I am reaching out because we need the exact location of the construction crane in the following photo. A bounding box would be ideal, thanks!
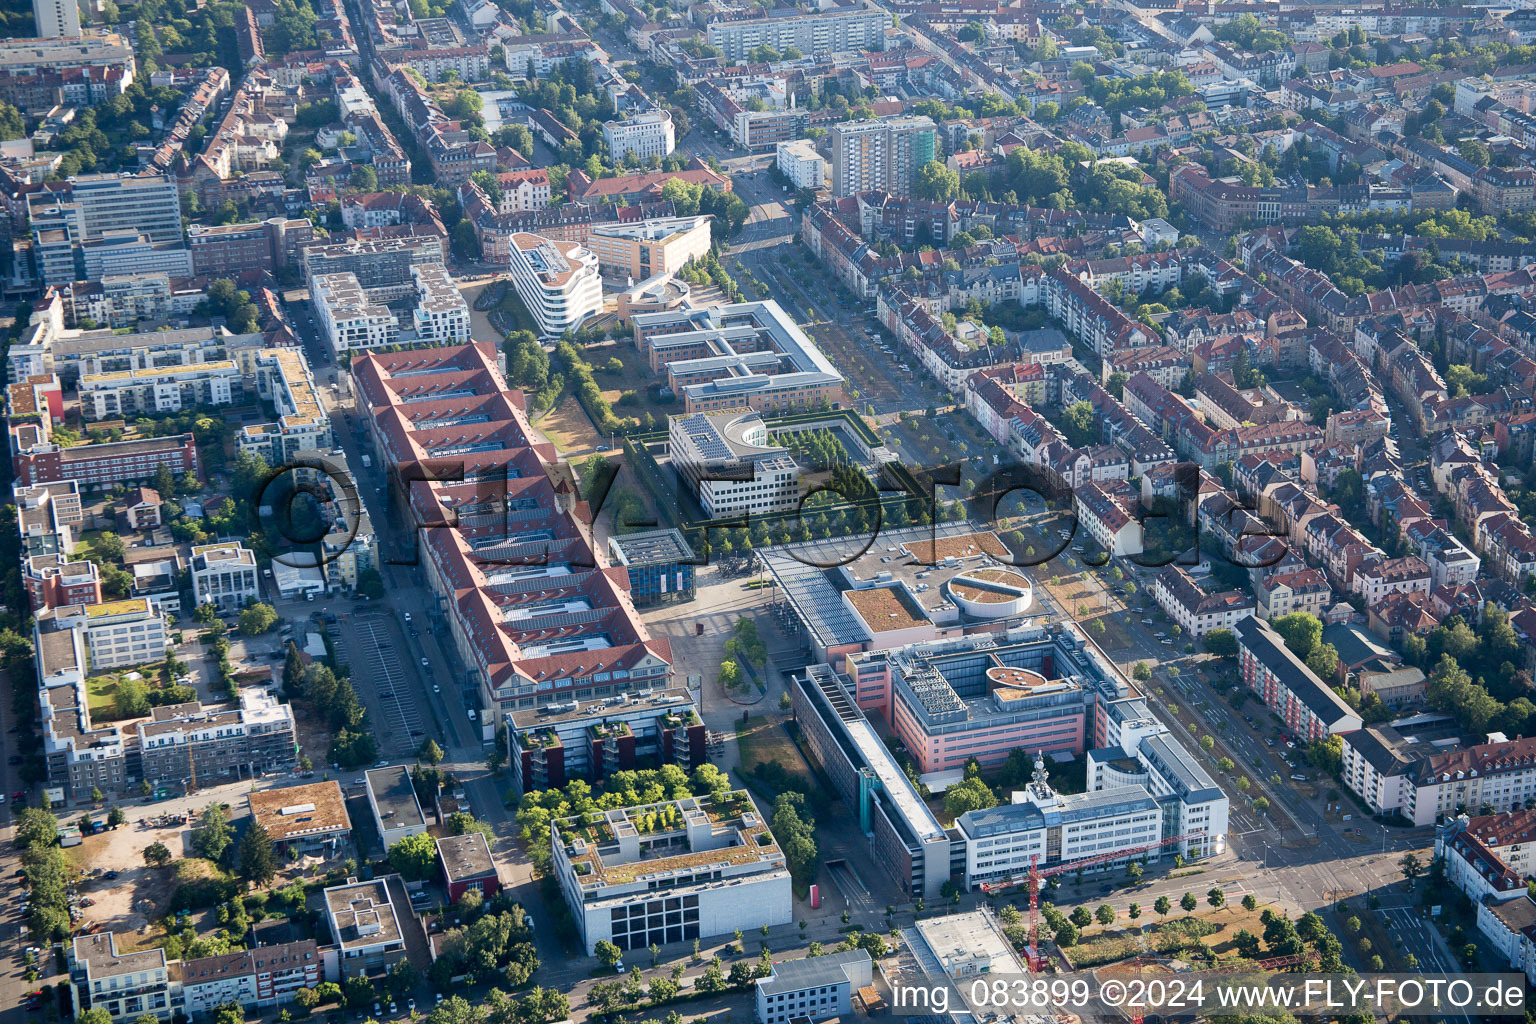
[980,831,1199,971]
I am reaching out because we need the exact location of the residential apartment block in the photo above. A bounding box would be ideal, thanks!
[602,109,675,162]
[830,117,937,199]
[76,360,241,421]
[70,934,173,1022]
[1235,615,1363,741]
[52,598,167,670]
[705,3,887,60]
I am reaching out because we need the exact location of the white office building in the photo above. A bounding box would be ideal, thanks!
[507,232,602,337]
[312,272,399,357]
[755,950,872,1024]
[957,737,1229,889]
[54,598,168,670]
[551,792,793,954]
[667,411,800,519]
[365,765,428,849]
[189,543,260,613]
[776,139,825,190]
[602,109,675,163]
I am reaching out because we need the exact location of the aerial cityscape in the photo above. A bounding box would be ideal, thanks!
[1,0,1536,1020]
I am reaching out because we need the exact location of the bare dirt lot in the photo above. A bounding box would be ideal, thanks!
[67,816,195,939]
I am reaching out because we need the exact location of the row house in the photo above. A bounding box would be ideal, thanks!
[1041,268,1155,358]
[1194,371,1296,432]
[1403,519,1482,588]
[1255,567,1332,621]
[1352,555,1432,607]
[1478,512,1536,587]
[1069,251,1183,296]
[1073,479,1143,556]
[1104,345,1187,390]
[1368,589,1441,646]
[1235,449,1303,503]
[1299,443,1356,493]
[1421,387,1534,435]
[1162,307,1265,353]
[1054,365,1177,475]
[1152,564,1255,637]
[1193,420,1326,472]
[1303,512,1383,591]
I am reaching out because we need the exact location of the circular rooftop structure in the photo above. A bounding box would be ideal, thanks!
[945,567,1033,618]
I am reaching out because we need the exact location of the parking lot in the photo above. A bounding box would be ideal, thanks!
[335,613,431,757]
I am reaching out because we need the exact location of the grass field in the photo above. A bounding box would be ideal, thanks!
[736,718,816,788]
[1067,901,1278,968]
[536,393,598,451]
[593,345,678,425]
[86,673,123,721]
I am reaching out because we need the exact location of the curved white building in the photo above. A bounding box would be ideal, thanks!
[507,232,602,337]
[945,567,1033,618]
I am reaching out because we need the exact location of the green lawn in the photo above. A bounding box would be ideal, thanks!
[593,346,679,426]
[736,718,816,789]
[85,673,122,721]
[86,662,171,722]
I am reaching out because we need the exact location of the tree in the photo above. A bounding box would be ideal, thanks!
[344,977,374,1009]
[1272,612,1322,660]
[943,763,997,818]
[1203,629,1237,658]
[1305,735,1343,775]
[386,958,420,999]
[387,832,439,880]
[15,806,59,849]
[1207,887,1225,909]
[1095,904,1116,927]
[1070,905,1093,928]
[1060,400,1097,447]
[1133,662,1152,681]
[115,676,150,719]
[1179,892,1197,915]
[191,804,234,861]
[914,160,961,202]
[93,531,126,561]
[143,841,173,866]
[195,603,221,625]
[239,823,277,885]
[1305,642,1339,680]
[594,939,623,970]
[238,603,279,635]
[108,805,127,828]
[1154,896,1171,919]
[1400,853,1422,885]
[79,1011,116,1024]
[1242,894,1258,912]
[419,738,445,765]
[1054,921,1079,947]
